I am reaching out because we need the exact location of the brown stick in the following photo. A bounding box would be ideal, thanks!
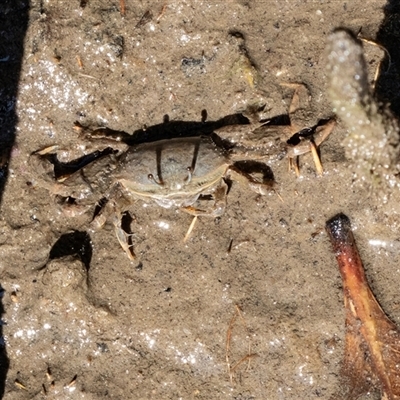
[119,0,126,17]
[326,213,400,399]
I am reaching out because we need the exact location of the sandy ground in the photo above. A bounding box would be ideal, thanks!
[1,0,400,399]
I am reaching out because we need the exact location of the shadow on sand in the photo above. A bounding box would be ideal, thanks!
[0,0,30,397]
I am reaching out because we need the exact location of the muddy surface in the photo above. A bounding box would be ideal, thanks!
[1,1,400,399]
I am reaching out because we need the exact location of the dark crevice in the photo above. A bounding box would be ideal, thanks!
[376,1,400,118]
[49,231,92,272]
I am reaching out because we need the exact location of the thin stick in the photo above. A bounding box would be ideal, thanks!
[156,3,167,22]
[183,216,198,243]
[230,353,258,374]
[226,308,237,383]
[225,305,255,383]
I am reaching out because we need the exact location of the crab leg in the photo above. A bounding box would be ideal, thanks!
[111,212,135,260]
[287,118,336,176]
[90,186,136,260]
[182,184,228,241]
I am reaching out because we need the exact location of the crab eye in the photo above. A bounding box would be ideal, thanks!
[185,166,193,183]
[148,173,164,186]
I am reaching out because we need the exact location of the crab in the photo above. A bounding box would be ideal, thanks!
[29,85,335,260]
